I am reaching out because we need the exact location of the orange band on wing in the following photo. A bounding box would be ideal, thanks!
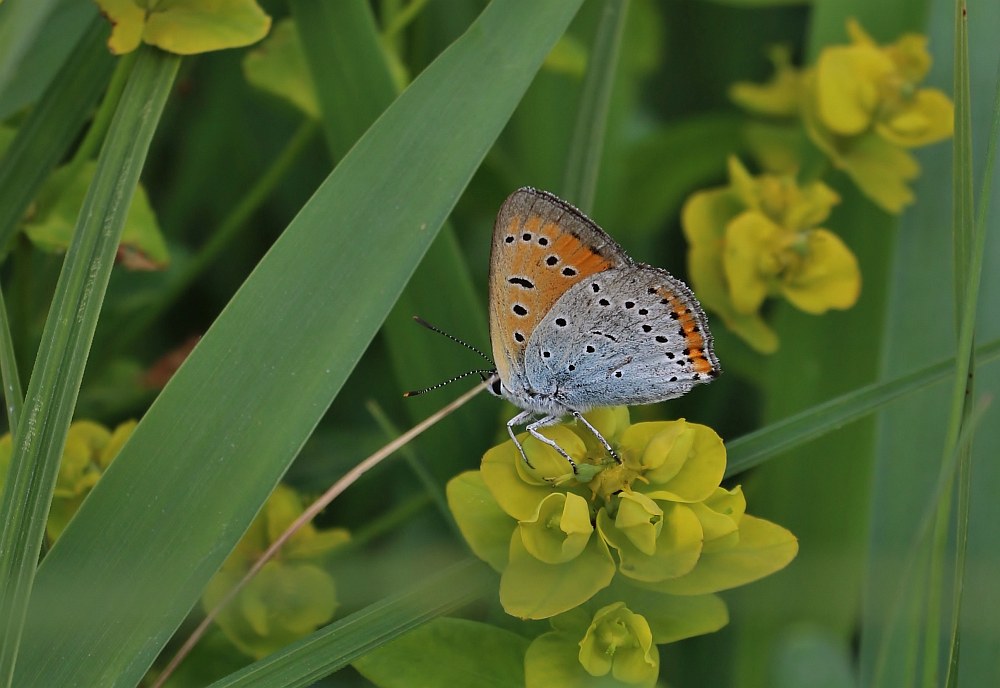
[659,288,715,375]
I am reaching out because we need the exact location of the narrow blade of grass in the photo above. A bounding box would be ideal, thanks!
[725,337,1000,477]
[0,46,179,688]
[0,286,22,432]
[0,0,63,97]
[943,47,1000,688]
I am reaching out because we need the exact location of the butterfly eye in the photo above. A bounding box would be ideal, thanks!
[490,378,502,396]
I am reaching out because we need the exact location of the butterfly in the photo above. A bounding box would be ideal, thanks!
[484,187,720,471]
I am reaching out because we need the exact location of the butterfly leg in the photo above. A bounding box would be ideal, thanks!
[507,410,537,469]
[572,411,622,464]
[526,415,579,474]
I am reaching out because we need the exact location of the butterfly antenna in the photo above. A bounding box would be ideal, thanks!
[411,316,493,363]
[403,369,496,398]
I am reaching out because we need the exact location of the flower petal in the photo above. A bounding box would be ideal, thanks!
[634,422,727,503]
[876,88,954,148]
[723,211,782,315]
[520,492,595,564]
[816,43,893,136]
[642,515,798,595]
[598,502,703,582]
[446,471,515,572]
[500,528,616,620]
[781,228,861,314]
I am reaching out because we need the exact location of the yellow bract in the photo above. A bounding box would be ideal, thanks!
[0,420,136,541]
[96,0,271,55]
[204,484,349,658]
[683,157,860,353]
[729,18,953,214]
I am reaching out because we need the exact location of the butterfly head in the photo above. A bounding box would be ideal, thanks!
[481,371,503,397]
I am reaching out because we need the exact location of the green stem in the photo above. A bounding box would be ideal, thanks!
[560,0,629,213]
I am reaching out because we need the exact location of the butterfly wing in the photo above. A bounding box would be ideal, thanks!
[523,265,719,410]
[488,188,628,395]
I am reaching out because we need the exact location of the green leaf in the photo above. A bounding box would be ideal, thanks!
[96,0,272,55]
[13,2,585,685]
[0,0,98,120]
[560,0,629,212]
[24,161,169,269]
[353,617,530,688]
[0,0,63,97]
[860,2,1000,685]
[242,19,318,119]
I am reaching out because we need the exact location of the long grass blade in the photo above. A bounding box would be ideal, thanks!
[0,46,179,687]
[725,338,1000,478]
[0,287,22,434]
[943,49,1000,688]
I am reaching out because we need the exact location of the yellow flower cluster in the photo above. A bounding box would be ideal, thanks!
[683,157,860,353]
[0,420,135,541]
[730,19,953,213]
[447,408,797,686]
[202,484,350,658]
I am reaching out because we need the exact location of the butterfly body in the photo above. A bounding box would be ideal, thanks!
[487,188,720,470]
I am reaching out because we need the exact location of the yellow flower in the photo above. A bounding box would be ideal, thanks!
[729,45,802,118]
[815,19,952,148]
[0,420,136,541]
[578,603,659,686]
[807,19,953,213]
[204,484,349,658]
[683,157,860,352]
[730,19,953,214]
